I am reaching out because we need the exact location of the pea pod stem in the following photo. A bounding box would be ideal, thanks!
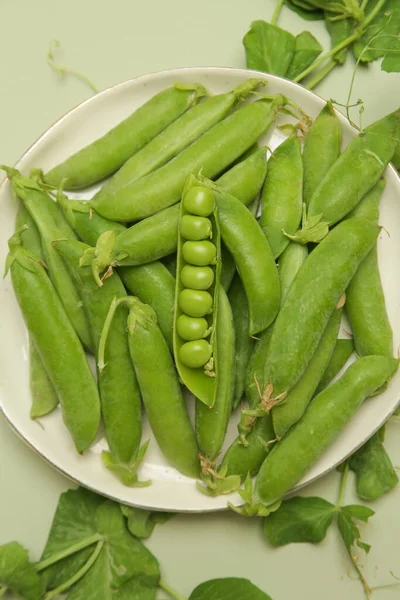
[159,580,187,600]
[36,533,102,572]
[98,296,131,371]
[271,0,285,25]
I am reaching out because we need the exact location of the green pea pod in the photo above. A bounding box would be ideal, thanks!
[90,96,286,221]
[79,147,269,283]
[15,205,59,419]
[272,307,342,440]
[263,218,379,399]
[229,276,255,408]
[260,134,303,259]
[43,83,207,190]
[196,287,235,460]
[100,297,200,478]
[174,176,221,408]
[95,79,264,204]
[119,263,175,352]
[54,240,143,485]
[325,11,353,64]
[302,101,342,206]
[220,242,307,486]
[205,178,280,335]
[255,356,399,508]
[346,180,393,357]
[315,338,354,394]
[3,168,93,351]
[308,109,400,225]
[6,232,100,453]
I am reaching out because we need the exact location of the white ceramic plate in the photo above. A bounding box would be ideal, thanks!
[0,67,399,513]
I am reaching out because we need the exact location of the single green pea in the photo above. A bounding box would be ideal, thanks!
[180,215,212,240]
[179,289,213,317]
[183,185,216,216]
[179,339,213,368]
[176,314,210,341]
[181,265,214,290]
[182,240,216,266]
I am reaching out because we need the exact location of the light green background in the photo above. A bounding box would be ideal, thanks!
[1,1,399,598]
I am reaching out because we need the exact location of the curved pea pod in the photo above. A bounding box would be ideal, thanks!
[217,146,268,206]
[254,356,399,508]
[110,298,200,478]
[15,206,59,419]
[229,275,255,408]
[308,109,400,225]
[90,95,287,221]
[119,263,175,352]
[6,232,100,453]
[195,287,235,461]
[263,218,379,399]
[272,307,342,440]
[173,176,221,408]
[42,83,207,190]
[260,134,303,259]
[54,240,144,485]
[302,101,342,205]
[346,180,393,358]
[3,169,93,351]
[315,338,354,394]
[95,79,264,204]
[206,178,280,335]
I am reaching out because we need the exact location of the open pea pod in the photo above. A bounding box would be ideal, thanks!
[173,174,221,408]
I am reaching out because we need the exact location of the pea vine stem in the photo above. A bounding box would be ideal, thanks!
[159,579,187,600]
[271,0,285,26]
[306,60,337,90]
[294,0,387,83]
[47,40,99,94]
[35,532,103,572]
[336,462,349,508]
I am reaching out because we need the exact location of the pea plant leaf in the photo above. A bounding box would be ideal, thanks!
[353,0,400,65]
[189,577,273,600]
[119,505,173,539]
[348,430,399,500]
[264,496,336,546]
[0,542,43,600]
[325,11,354,65]
[243,20,296,76]
[337,505,374,558]
[286,31,323,79]
[285,0,325,21]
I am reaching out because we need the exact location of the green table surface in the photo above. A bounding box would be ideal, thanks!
[1,2,399,599]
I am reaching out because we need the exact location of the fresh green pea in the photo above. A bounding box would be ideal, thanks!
[302,101,342,206]
[315,338,355,394]
[196,287,235,460]
[178,289,213,317]
[183,185,216,216]
[54,240,143,485]
[43,83,207,190]
[7,231,100,453]
[15,205,59,419]
[272,307,342,439]
[180,215,212,241]
[308,109,400,224]
[179,340,213,369]
[101,297,200,477]
[228,275,255,409]
[263,218,379,400]
[255,356,399,507]
[346,180,393,358]
[260,134,303,259]
[182,240,217,266]
[91,96,286,221]
[181,265,214,290]
[176,314,210,341]
[3,169,93,352]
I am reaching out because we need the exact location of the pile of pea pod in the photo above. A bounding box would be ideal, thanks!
[3,77,400,510]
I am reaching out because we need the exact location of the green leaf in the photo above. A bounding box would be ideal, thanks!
[337,507,372,557]
[189,578,273,600]
[353,0,400,63]
[325,11,354,64]
[283,204,329,244]
[119,505,172,539]
[381,37,400,72]
[0,542,43,600]
[243,20,296,77]
[349,431,399,500]
[286,31,323,79]
[264,496,336,546]
[285,0,325,20]
[341,505,375,523]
